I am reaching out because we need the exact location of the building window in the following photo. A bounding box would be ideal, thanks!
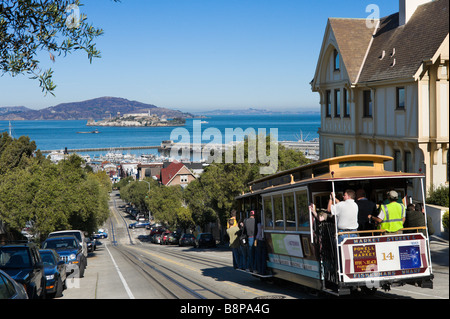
[334,143,344,157]
[334,49,340,71]
[326,90,331,117]
[394,150,402,172]
[180,175,188,183]
[363,90,372,117]
[334,89,340,117]
[405,151,412,173]
[396,87,405,109]
[343,88,350,117]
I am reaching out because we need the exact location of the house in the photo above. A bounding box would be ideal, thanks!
[137,162,163,181]
[159,161,196,187]
[311,0,449,198]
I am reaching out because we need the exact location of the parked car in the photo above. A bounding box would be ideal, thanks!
[0,269,28,299]
[151,234,162,244]
[0,242,45,299]
[129,220,151,229]
[165,233,181,245]
[85,237,96,252]
[42,236,86,278]
[160,231,172,245]
[195,233,216,248]
[179,234,196,247]
[48,230,88,261]
[149,226,166,236]
[39,249,67,298]
[93,229,108,239]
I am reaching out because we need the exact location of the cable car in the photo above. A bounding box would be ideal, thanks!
[235,154,433,296]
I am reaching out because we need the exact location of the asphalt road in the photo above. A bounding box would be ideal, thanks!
[57,191,449,302]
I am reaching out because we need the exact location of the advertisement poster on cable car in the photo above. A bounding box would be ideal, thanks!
[340,234,431,283]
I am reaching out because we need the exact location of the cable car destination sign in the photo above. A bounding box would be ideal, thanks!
[340,234,431,283]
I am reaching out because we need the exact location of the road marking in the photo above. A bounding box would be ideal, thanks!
[105,243,135,299]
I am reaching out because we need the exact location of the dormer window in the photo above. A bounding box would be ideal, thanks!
[334,49,340,71]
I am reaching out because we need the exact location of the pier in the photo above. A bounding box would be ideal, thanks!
[40,145,160,154]
[41,140,319,160]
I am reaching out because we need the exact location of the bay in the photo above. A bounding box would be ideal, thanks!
[0,114,320,158]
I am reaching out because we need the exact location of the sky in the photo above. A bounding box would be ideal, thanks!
[0,0,399,112]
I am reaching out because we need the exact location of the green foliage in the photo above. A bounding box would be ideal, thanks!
[426,184,449,208]
[0,0,119,95]
[442,211,449,231]
[120,179,154,215]
[0,134,111,240]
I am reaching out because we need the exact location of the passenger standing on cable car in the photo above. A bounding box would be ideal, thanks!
[327,189,359,243]
[369,190,405,234]
[355,189,377,231]
[244,211,257,272]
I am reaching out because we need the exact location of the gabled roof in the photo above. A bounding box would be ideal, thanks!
[313,0,449,86]
[160,161,195,185]
[358,0,449,83]
[328,18,375,83]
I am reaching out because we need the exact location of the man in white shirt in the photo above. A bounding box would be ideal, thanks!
[328,189,359,243]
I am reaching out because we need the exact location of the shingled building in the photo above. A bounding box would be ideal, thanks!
[311,0,449,198]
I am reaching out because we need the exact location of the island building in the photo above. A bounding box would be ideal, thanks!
[311,0,449,200]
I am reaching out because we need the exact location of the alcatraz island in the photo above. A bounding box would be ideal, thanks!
[87,110,186,127]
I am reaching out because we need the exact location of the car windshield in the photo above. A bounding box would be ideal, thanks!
[0,247,31,268]
[49,232,81,242]
[40,251,56,266]
[43,238,78,250]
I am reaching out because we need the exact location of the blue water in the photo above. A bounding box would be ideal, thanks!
[0,114,320,157]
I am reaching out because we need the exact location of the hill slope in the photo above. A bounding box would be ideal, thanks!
[0,97,194,120]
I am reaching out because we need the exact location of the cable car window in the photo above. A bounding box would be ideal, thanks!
[273,195,284,230]
[339,161,374,168]
[284,193,296,230]
[263,197,273,229]
[296,190,309,229]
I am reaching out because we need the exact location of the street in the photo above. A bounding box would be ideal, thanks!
[58,191,449,302]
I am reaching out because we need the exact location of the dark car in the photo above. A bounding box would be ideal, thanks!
[179,234,196,247]
[0,269,28,299]
[195,233,216,248]
[42,236,86,278]
[149,226,166,236]
[129,220,151,229]
[86,237,96,252]
[39,249,67,298]
[165,233,181,245]
[0,242,45,299]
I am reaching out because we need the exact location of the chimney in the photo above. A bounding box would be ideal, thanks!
[399,0,433,25]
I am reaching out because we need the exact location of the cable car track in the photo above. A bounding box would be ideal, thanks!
[112,244,230,299]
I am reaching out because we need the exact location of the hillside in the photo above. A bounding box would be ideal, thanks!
[0,97,195,120]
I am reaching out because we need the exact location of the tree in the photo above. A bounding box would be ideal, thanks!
[0,146,111,240]
[0,0,119,95]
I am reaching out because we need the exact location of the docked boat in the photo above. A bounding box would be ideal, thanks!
[77,129,100,134]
